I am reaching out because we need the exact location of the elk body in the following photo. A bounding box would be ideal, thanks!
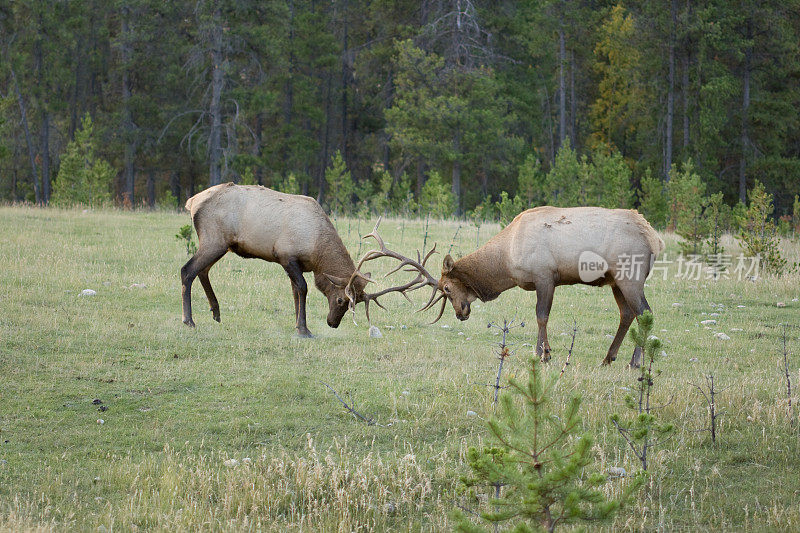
[435,207,665,366]
[180,183,369,336]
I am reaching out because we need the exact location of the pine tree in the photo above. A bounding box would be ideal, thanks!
[737,181,787,275]
[51,114,114,206]
[457,356,641,532]
[611,311,675,472]
[325,150,354,214]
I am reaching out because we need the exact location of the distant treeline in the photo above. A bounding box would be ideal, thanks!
[1,0,799,216]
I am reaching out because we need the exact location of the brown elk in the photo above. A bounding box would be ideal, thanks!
[343,207,665,367]
[180,183,409,336]
[428,207,665,367]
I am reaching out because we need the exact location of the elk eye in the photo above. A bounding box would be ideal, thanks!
[337,297,344,305]
[443,285,451,294]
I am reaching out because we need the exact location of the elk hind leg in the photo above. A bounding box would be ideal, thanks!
[181,247,226,327]
[617,283,651,368]
[602,285,636,366]
[198,260,223,322]
[535,281,555,362]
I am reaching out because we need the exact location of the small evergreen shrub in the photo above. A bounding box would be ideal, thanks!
[51,113,114,206]
[419,170,455,218]
[668,160,710,256]
[611,312,675,472]
[637,169,668,229]
[325,150,354,215]
[176,224,197,256]
[494,191,525,227]
[737,181,787,275]
[456,357,641,532]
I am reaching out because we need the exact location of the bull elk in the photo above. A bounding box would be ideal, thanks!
[180,183,415,336]
[343,207,665,367]
[430,207,665,367]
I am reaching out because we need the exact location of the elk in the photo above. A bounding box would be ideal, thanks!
[427,207,665,367]
[345,208,664,367]
[180,183,406,336]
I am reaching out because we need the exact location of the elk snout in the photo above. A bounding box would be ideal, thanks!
[455,301,471,321]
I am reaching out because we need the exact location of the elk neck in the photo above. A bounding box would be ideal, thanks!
[453,237,516,302]
[311,229,357,296]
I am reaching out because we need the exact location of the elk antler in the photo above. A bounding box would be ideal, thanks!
[345,217,446,324]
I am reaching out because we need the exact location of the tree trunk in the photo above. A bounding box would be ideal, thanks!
[147,169,155,208]
[569,48,576,147]
[665,0,676,180]
[189,166,196,197]
[170,170,181,205]
[416,160,424,199]
[317,72,333,203]
[208,6,224,187]
[10,67,41,204]
[121,4,136,206]
[40,110,51,204]
[35,30,51,204]
[69,36,85,140]
[682,52,690,150]
[253,113,264,185]
[452,133,462,216]
[340,0,349,161]
[739,28,752,204]
[282,0,295,181]
[558,26,566,147]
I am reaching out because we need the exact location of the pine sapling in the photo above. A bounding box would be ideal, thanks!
[611,311,674,471]
[487,318,525,407]
[692,373,724,444]
[781,324,794,427]
[175,224,197,255]
[457,357,642,532]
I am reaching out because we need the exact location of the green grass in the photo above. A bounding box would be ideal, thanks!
[1,205,799,531]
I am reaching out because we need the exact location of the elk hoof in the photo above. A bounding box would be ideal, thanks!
[211,310,221,322]
[183,318,196,328]
[540,351,551,363]
[297,329,314,338]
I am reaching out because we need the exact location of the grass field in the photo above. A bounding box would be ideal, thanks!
[1,205,799,531]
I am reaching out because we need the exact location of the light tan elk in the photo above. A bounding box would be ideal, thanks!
[180,183,411,336]
[349,208,665,367]
[428,207,665,367]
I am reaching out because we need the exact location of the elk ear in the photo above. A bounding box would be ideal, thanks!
[442,254,455,274]
[324,273,349,288]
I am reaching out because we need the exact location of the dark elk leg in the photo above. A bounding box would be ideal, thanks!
[283,260,312,338]
[181,248,227,327]
[198,262,222,322]
[535,281,555,362]
[603,285,636,365]
[628,296,652,368]
[614,283,651,368]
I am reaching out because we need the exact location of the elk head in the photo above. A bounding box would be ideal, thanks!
[323,273,369,328]
[437,254,478,321]
[343,218,447,324]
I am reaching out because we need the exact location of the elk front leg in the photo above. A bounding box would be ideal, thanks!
[535,282,554,362]
[283,260,312,338]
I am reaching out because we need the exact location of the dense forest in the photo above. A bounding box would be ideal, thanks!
[1,0,799,218]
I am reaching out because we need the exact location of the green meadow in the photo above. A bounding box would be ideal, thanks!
[1,205,799,531]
